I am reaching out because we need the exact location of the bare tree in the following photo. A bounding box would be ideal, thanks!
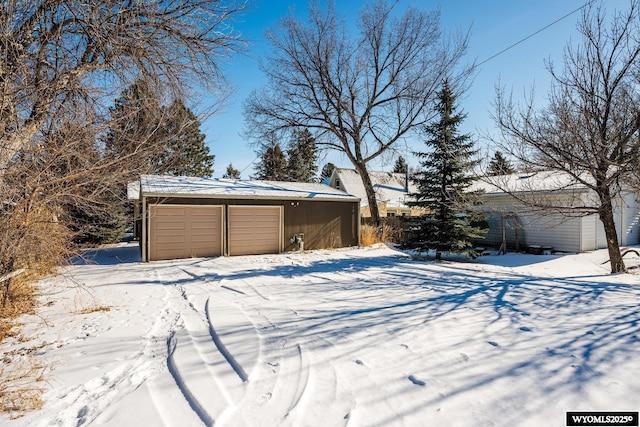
[244,0,469,226]
[0,0,244,170]
[0,0,245,305]
[492,0,640,273]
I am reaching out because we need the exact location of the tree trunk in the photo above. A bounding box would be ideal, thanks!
[354,162,381,227]
[598,191,626,273]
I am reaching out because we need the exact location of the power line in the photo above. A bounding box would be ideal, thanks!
[476,0,596,67]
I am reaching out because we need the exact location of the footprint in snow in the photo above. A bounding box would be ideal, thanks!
[488,341,500,347]
[408,375,426,386]
[519,326,532,332]
[257,392,272,406]
[355,359,364,366]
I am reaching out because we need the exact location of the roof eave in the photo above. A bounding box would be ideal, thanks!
[141,191,360,203]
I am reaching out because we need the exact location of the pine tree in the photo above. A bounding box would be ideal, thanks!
[286,129,318,182]
[104,83,214,178]
[405,81,486,259]
[104,80,163,177]
[393,156,408,174]
[488,150,515,176]
[223,163,241,179]
[156,100,214,177]
[320,162,336,181]
[254,140,288,181]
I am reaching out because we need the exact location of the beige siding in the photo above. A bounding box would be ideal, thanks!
[149,205,223,261]
[228,206,283,256]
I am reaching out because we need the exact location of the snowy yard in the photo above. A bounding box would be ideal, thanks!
[2,243,639,427]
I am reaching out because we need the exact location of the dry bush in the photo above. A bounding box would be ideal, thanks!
[360,224,396,246]
[0,360,46,419]
[0,279,35,344]
[1,205,72,343]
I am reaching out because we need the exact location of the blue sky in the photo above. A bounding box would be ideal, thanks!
[202,0,628,178]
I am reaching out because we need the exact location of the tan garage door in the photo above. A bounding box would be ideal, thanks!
[149,205,223,261]
[228,206,283,256]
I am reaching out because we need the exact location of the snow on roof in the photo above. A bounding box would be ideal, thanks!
[127,181,140,200]
[332,168,416,208]
[472,170,591,195]
[139,175,360,202]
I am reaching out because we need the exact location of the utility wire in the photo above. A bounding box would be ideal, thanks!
[476,0,596,67]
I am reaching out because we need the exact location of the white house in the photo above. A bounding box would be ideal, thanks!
[473,171,640,253]
[326,168,424,217]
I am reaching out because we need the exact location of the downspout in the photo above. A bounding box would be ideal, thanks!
[142,195,147,262]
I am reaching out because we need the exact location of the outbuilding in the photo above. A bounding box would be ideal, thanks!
[130,175,361,261]
[473,171,640,253]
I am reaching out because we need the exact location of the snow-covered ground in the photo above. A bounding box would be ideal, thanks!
[2,243,639,427]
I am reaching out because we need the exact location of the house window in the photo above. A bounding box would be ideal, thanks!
[335,179,341,190]
[388,212,396,217]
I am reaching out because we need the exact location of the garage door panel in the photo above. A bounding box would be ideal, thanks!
[228,206,282,256]
[156,236,186,245]
[150,205,223,261]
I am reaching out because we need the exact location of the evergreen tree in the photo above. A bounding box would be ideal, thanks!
[223,163,241,179]
[104,83,214,178]
[156,100,214,177]
[405,81,486,259]
[488,151,515,176]
[286,128,318,182]
[254,140,288,181]
[320,162,336,181]
[104,80,163,177]
[393,156,408,174]
[45,119,128,245]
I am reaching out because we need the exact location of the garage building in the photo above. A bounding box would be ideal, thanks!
[130,175,360,261]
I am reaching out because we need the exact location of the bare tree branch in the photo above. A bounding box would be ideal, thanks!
[490,0,640,273]
[244,0,470,225]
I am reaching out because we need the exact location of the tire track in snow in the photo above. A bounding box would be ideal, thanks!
[147,271,242,426]
[205,297,249,382]
[166,331,214,427]
[285,344,310,416]
[217,308,309,426]
[286,336,354,426]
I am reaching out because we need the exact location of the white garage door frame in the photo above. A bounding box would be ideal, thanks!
[147,204,224,261]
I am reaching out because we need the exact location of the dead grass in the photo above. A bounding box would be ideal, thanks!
[0,277,37,344]
[0,206,73,417]
[78,304,111,314]
[360,224,396,246]
[0,359,47,419]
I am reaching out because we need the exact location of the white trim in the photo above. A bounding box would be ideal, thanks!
[142,196,147,262]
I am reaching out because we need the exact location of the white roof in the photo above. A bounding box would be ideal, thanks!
[332,168,416,208]
[138,175,360,202]
[127,181,140,200]
[472,170,591,195]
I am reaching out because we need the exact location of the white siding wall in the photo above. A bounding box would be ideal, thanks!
[620,193,640,246]
[479,195,582,253]
[581,214,599,252]
[480,191,640,253]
